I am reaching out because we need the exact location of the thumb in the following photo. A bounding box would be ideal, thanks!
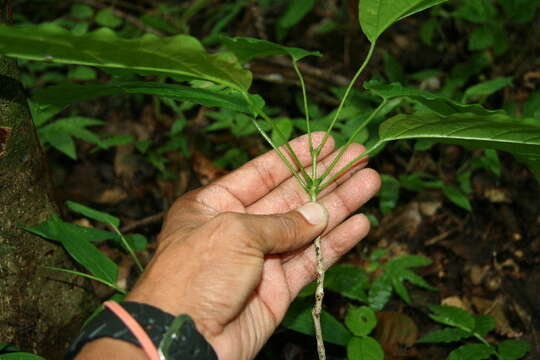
[244,202,328,254]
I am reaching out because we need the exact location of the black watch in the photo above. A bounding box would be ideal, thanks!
[65,302,217,360]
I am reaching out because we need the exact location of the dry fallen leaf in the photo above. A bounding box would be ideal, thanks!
[375,311,419,359]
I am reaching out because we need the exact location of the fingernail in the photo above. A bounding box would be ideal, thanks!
[297,202,328,225]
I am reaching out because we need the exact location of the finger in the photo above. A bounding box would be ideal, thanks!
[316,168,380,233]
[283,214,371,297]
[246,144,374,219]
[212,132,335,207]
[212,202,328,255]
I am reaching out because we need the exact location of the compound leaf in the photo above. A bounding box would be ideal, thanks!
[417,328,471,343]
[37,116,103,159]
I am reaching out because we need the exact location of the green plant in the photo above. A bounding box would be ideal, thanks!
[345,306,384,360]
[281,253,436,356]
[25,201,147,293]
[418,305,531,360]
[2,0,540,358]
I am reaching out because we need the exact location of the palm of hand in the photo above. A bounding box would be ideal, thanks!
[128,134,380,360]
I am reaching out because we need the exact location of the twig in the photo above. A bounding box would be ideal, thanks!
[75,0,165,36]
[120,211,165,233]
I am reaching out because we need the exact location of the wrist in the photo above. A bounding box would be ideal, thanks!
[76,338,146,360]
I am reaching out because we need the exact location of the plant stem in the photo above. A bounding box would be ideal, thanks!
[43,266,127,295]
[251,118,309,191]
[310,191,326,360]
[317,100,387,185]
[319,141,385,191]
[315,42,377,157]
[242,92,311,184]
[292,61,317,179]
[112,225,144,273]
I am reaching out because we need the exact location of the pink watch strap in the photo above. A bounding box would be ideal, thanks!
[103,301,160,360]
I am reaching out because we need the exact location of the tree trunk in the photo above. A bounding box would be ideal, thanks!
[0,1,99,358]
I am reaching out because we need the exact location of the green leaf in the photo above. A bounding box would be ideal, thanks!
[442,185,472,211]
[31,81,261,126]
[281,298,352,346]
[428,305,475,331]
[70,4,94,19]
[47,231,118,285]
[325,264,370,302]
[71,22,90,36]
[358,0,448,43]
[38,117,104,159]
[369,255,436,306]
[447,343,495,360]
[379,174,400,215]
[277,0,316,29]
[473,314,496,337]
[500,0,540,24]
[469,25,495,51]
[347,336,384,360]
[25,215,119,284]
[453,0,498,24]
[378,112,540,177]
[523,90,540,120]
[0,353,46,360]
[0,23,251,91]
[30,83,118,125]
[95,8,123,28]
[498,340,531,360]
[464,77,513,101]
[368,272,393,311]
[345,306,378,337]
[124,234,148,252]
[117,82,263,113]
[43,266,124,293]
[25,214,116,244]
[271,117,294,147]
[66,200,120,227]
[364,81,500,116]
[417,328,471,343]
[68,66,97,81]
[386,254,433,269]
[382,51,405,84]
[220,36,321,63]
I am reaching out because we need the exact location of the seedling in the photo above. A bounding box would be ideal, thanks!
[418,305,531,360]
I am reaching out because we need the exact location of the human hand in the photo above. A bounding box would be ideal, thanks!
[125,132,381,360]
